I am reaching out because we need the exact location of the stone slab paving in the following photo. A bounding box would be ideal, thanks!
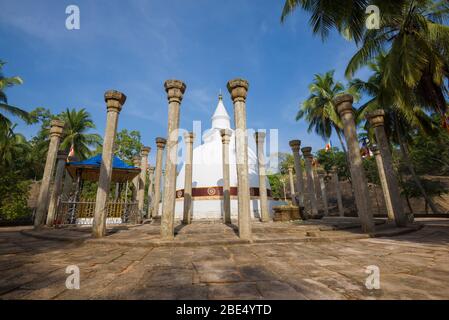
[1,219,448,300]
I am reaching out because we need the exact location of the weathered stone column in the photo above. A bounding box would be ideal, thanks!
[371,145,394,221]
[46,151,68,226]
[288,166,296,205]
[313,165,322,203]
[137,146,150,222]
[367,110,406,226]
[318,172,329,216]
[227,78,251,240]
[132,156,141,202]
[335,94,374,232]
[289,140,305,206]
[254,132,270,222]
[331,166,344,216]
[147,166,155,217]
[161,80,186,240]
[301,147,319,216]
[34,119,65,228]
[220,129,232,224]
[92,90,126,238]
[153,138,166,218]
[183,132,195,225]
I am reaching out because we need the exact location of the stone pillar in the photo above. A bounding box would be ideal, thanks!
[34,119,65,228]
[137,146,151,222]
[301,147,319,216]
[46,151,68,226]
[132,156,141,202]
[254,132,270,222]
[289,140,305,206]
[220,129,232,224]
[153,138,166,218]
[288,166,296,205]
[227,78,251,240]
[335,94,374,232]
[371,146,394,221]
[331,166,344,216]
[161,80,186,240]
[92,90,126,238]
[147,166,155,217]
[313,165,322,203]
[318,172,329,216]
[367,110,406,226]
[182,132,195,225]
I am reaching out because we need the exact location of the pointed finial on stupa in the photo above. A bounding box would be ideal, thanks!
[218,89,222,101]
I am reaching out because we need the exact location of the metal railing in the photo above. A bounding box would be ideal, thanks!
[54,197,138,226]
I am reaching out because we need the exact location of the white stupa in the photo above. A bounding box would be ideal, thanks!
[174,94,282,220]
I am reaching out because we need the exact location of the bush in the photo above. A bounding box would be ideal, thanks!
[0,171,32,223]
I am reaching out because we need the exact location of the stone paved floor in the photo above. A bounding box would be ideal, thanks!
[1,218,449,300]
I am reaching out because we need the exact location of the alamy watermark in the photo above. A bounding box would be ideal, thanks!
[365,5,380,30]
[365,265,380,290]
[65,265,80,290]
[65,5,80,30]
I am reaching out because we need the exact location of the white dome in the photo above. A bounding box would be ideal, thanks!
[176,96,269,191]
[170,94,281,221]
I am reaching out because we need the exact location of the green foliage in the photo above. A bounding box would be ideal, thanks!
[267,174,283,199]
[315,147,350,180]
[297,70,359,152]
[400,178,447,199]
[60,108,102,160]
[408,119,449,175]
[276,152,295,174]
[363,156,380,185]
[114,129,143,164]
[0,170,32,221]
[0,60,30,132]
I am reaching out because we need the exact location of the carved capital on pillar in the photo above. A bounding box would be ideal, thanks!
[254,131,266,144]
[133,156,141,167]
[104,90,126,113]
[141,146,151,157]
[50,119,65,138]
[155,137,167,149]
[289,140,301,153]
[148,166,155,174]
[366,109,386,128]
[56,150,68,160]
[227,78,249,103]
[220,129,232,144]
[301,146,313,158]
[334,94,354,117]
[184,132,195,144]
[370,144,380,155]
[164,80,186,104]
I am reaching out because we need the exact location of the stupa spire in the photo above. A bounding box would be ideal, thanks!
[211,92,230,129]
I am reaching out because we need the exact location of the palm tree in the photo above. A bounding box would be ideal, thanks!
[350,53,441,213]
[60,108,102,160]
[281,1,407,43]
[297,70,359,153]
[0,61,30,133]
[0,123,30,167]
[281,1,449,117]
[345,0,449,117]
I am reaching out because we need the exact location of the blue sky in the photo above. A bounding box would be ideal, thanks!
[0,0,368,165]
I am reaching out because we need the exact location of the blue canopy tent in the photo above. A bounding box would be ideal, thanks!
[66,154,140,183]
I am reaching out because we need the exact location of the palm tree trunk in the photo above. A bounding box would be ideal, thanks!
[396,123,439,214]
[335,128,348,154]
[398,169,413,214]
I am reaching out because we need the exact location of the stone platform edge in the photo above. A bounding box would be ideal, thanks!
[20,223,424,248]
